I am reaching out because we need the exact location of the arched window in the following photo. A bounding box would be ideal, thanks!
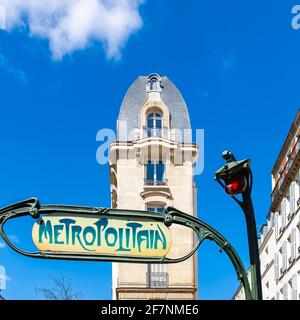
[147,112,162,137]
[149,78,158,91]
[146,74,162,93]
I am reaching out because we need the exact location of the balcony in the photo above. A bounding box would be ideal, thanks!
[144,178,168,186]
[141,179,172,200]
[146,127,164,138]
[132,127,180,141]
[147,272,169,288]
[143,127,174,140]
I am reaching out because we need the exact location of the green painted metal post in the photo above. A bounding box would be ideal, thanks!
[215,150,263,300]
[241,178,263,300]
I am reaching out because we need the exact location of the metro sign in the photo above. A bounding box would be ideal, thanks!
[32,215,171,258]
[0,197,253,299]
[0,198,194,264]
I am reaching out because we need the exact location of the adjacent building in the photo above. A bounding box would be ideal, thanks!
[110,74,199,300]
[234,109,300,300]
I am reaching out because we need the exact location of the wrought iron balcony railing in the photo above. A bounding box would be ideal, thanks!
[141,127,175,140]
[147,272,169,288]
[144,178,168,186]
[147,128,164,138]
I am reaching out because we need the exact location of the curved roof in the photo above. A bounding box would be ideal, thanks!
[118,75,191,137]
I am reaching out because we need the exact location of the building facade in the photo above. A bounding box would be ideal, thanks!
[234,109,300,300]
[110,74,199,300]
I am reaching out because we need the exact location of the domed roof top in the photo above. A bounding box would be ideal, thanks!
[118,75,191,136]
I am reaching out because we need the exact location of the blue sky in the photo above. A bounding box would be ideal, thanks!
[0,0,299,300]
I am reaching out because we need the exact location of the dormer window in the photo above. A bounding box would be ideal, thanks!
[149,78,159,91]
[147,112,162,137]
[146,74,163,93]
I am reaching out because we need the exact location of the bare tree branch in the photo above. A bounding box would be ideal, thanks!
[36,275,82,300]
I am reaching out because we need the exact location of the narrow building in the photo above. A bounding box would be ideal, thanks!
[110,74,199,300]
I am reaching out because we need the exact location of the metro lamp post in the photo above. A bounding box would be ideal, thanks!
[215,150,263,300]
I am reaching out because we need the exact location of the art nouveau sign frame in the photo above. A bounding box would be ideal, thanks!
[0,197,253,300]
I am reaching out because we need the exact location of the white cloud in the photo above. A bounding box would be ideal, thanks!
[0,53,27,84]
[0,241,5,249]
[8,234,19,243]
[0,0,144,59]
[0,5,6,29]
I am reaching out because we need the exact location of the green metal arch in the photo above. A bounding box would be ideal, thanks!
[0,198,252,300]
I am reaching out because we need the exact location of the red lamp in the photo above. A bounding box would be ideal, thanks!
[224,173,247,195]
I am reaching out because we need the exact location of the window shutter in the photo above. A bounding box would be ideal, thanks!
[281,198,287,227]
[297,170,300,205]
[291,275,298,300]
[290,182,296,214]
[283,283,288,300]
[282,241,287,270]
[291,228,296,260]
[274,253,279,281]
[274,213,279,238]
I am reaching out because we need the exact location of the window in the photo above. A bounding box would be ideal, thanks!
[274,212,279,239]
[280,198,288,228]
[146,75,162,93]
[145,161,166,185]
[265,281,269,299]
[291,228,296,261]
[146,202,168,288]
[147,112,163,137]
[291,275,297,300]
[147,264,168,288]
[149,79,158,91]
[283,283,288,300]
[297,170,300,206]
[281,241,287,271]
[147,204,165,214]
[274,253,279,281]
[290,182,296,214]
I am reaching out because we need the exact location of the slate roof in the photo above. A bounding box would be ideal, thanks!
[117,75,191,141]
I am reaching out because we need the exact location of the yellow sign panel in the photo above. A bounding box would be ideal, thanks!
[32,215,171,258]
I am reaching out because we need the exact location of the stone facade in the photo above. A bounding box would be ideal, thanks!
[110,74,198,300]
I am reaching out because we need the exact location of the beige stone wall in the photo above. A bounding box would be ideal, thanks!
[111,148,197,300]
[117,289,196,300]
